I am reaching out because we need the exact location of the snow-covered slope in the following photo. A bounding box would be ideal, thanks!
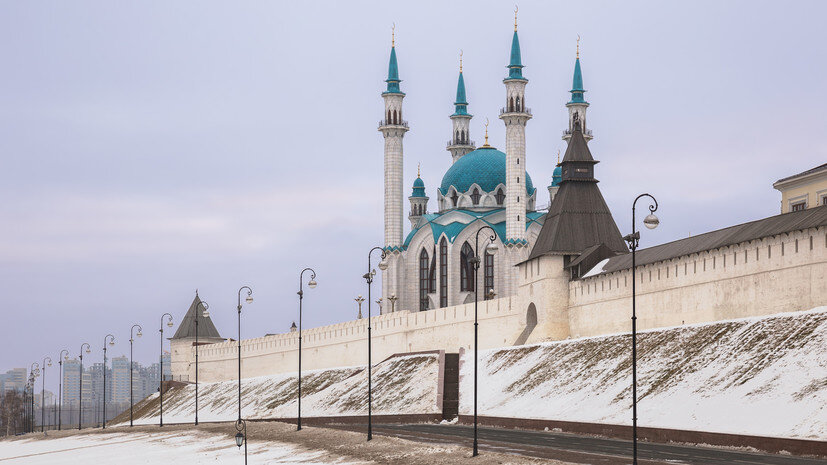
[460,308,827,440]
[118,353,441,426]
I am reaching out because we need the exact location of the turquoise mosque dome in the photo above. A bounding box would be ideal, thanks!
[551,164,562,187]
[411,175,426,197]
[439,146,535,195]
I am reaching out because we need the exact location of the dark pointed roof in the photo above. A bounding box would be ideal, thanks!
[171,294,222,340]
[527,128,627,259]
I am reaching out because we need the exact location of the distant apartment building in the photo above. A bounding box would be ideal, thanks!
[111,356,130,404]
[1,368,27,393]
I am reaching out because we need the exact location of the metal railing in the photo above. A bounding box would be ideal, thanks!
[499,107,532,116]
[378,119,409,128]
[446,139,476,148]
[563,128,593,137]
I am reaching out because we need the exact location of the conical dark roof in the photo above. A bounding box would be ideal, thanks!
[171,294,222,340]
[528,128,627,259]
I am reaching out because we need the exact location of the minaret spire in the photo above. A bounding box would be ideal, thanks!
[447,50,475,163]
[564,35,592,142]
[500,13,531,246]
[379,25,409,307]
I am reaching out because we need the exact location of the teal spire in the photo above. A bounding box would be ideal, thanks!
[411,165,426,197]
[385,45,403,94]
[506,30,525,80]
[569,40,587,104]
[453,70,469,116]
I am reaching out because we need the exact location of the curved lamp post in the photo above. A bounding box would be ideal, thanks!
[194,300,209,425]
[41,357,52,432]
[469,226,499,456]
[159,313,173,427]
[129,324,143,427]
[363,247,388,440]
[101,334,115,428]
[355,295,365,319]
[622,193,659,465]
[29,363,39,433]
[78,343,90,430]
[296,268,317,431]
[235,418,248,464]
[236,286,253,423]
[58,349,69,430]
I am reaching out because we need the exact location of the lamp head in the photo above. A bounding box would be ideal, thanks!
[136,330,142,338]
[488,289,496,298]
[644,213,660,230]
[167,319,174,328]
[47,361,52,367]
[485,242,499,255]
[245,295,254,304]
[109,339,115,346]
[202,309,210,318]
[308,279,317,289]
[235,431,244,448]
[378,259,388,271]
[85,347,91,354]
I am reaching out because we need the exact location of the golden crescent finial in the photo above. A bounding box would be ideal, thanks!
[484,118,490,146]
[392,23,396,47]
[514,5,518,31]
[417,162,421,178]
[557,149,561,164]
[576,34,580,59]
[459,50,463,72]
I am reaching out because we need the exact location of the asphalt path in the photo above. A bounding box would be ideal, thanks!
[336,423,827,465]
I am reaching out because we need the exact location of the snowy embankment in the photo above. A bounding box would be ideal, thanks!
[460,308,827,440]
[118,353,440,426]
[0,430,365,464]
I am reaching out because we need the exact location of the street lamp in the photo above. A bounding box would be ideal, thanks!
[41,357,52,432]
[29,363,39,433]
[469,226,498,456]
[388,294,398,313]
[129,324,143,427]
[78,343,90,430]
[236,286,253,423]
[58,349,68,430]
[363,247,388,441]
[195,300,209,426]
[355,295,365,319]
[235,418,248,464]
[159,313,173,427]
[622,193,659,465]
[101,334,115,428]
[296,267,317,431]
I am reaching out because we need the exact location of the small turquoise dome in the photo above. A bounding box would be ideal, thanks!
[440,146,535,195]
[411,176,426,197]
[551,165,562,187]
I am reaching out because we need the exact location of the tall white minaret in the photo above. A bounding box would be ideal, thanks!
[499,14,531,243]
[378,28,408,310]
[563,37,592,142]
[447,52,475,163]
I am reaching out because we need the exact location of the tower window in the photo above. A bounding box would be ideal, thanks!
[495,188,505,205]
[460,242,474,292]
[471,188,480,205]
[439,238,448,308]
[429,250,437,293]
[419,249,430,311]
[517,177,520,184]
[451,191,459,207]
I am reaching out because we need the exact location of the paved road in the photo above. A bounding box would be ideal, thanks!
[336,423,827,465]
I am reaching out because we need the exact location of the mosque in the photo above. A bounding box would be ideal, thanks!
[169,16,826,383]
[378,19,621,313]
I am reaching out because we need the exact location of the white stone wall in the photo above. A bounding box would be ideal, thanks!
[180,296,525,382]
[566,227,827,338]
[564,102,591,141]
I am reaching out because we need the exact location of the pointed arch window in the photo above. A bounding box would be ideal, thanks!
[419,249,430,311]
[484,251,495,299]
[429,248,436,293]
[471,188,481,205]
[495,188,505,205]
[460,242,475,292]
[451,191,459,207]
[439,238,448,308]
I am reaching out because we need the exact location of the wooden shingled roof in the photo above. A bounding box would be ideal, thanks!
[171,294,223,340]
[527,126,627,260]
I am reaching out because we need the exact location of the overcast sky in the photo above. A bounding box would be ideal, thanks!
[1,1,825,395]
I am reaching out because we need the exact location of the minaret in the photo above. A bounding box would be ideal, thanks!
[564,36,592,142]
[378,28,408,249]
[547,150,562,205]
[408,164,429,228]
[499,10,531,243]
[447,52,475,163]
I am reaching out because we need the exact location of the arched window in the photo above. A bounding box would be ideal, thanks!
[439,238,448,307]
[387,110,391,123]
[460,242,475,292]
[484,251,495,299]
[451,191,459,207]
[495,188,505,205]
[429,249,436,293]
[419,249,430,311]
[509,96,514,112]
[516,96,521,111]
[471,188,481,205]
